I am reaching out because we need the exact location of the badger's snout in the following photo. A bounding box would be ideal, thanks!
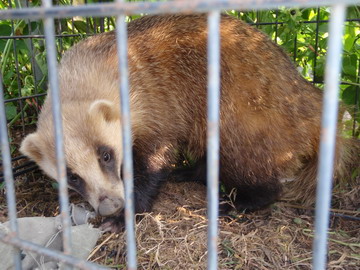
[98,196,124,216]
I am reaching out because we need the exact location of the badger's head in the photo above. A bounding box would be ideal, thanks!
[20,99,125,217]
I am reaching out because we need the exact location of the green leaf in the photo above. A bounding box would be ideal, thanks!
[347,6,360,19]
[73,20,89,33]
[318,23,328,33]
[22,21,39,35]
[343,27,356,52]
[342,85,360,106]
[301,9,311,20]
[35,53,48,75]
[0,25,12,52]
[342,54,358,78]
[293,218,303,225]
[0,40,7,52]
[5,104,17,120]
[0,24,12,36]
[314,57,325,83]
[52,182,59,189]
[15,40,28,52]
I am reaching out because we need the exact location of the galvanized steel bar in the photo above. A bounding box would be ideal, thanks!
[206,10,221,270]
[1,0,360,20]
[0,231,107,270]
[115,7,137,270]
[4,93,47,103]
[43,0,72,256]
[312,4,347,270]
[0,76,22,270]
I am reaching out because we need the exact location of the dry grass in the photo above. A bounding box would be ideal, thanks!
[1,172,359,269]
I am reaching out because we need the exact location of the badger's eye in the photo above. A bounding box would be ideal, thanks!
[97,146,115,169]
[103,151,111,163]
[68,173,79,185]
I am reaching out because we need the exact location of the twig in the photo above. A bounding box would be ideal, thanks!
[341,81,360,87]
[91,253,106,263]
[87,232,116,260]
[302,229,360,248]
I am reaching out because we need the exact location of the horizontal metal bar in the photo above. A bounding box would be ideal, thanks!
[0,161,36,177]
[10,161,35,171]
[4,93,46,103]
[0,232,107,270]
[0,165,39,182]
[0,19,359,41]
[329,212,360,221]
[0,33,94,40]
[0,154,27,164]
[0,0,359,20]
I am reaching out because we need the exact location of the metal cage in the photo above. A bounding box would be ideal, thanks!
[0,0,359,269]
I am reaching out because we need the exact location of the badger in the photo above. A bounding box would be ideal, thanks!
[20,14,357,230]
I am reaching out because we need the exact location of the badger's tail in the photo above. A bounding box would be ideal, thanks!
[283,137,360,206]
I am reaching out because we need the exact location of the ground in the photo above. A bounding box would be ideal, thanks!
[0,170,359,269]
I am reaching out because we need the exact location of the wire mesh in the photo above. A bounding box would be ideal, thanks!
[0,0,359,269]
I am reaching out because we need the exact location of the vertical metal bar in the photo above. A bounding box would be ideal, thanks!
[10,38,26,134]
[7,0,26,134]
[25,0,40,116]
[313,7,321,84]
[256,10,260,28]
[115,6,137,270]
[293,33,297,63]
[274,9,279,44]
[312,4,346,270]
[353,59,360,137]
[206,10,221,270]
[0,74,22,270]
[84,0,90,35]
[42,0,72,257]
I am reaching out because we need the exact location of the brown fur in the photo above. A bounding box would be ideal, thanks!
[283,137,360,206]
[21,14,359,223]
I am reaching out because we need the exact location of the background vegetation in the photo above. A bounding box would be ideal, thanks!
[0,1,359,156]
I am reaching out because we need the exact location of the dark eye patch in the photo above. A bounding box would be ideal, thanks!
[66,168,86,196]
[97,145,117,176]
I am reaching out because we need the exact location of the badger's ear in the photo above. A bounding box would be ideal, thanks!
[88,100,120,122]
[20,133,43,163]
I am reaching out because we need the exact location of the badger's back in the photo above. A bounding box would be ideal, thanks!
[124,15,324,177]
[56,14,324,184]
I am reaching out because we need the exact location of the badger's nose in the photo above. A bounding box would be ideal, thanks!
[98,196,124,216]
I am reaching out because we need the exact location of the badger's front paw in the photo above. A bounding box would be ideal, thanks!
[100,215,125,233]
[218,191,235,215]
